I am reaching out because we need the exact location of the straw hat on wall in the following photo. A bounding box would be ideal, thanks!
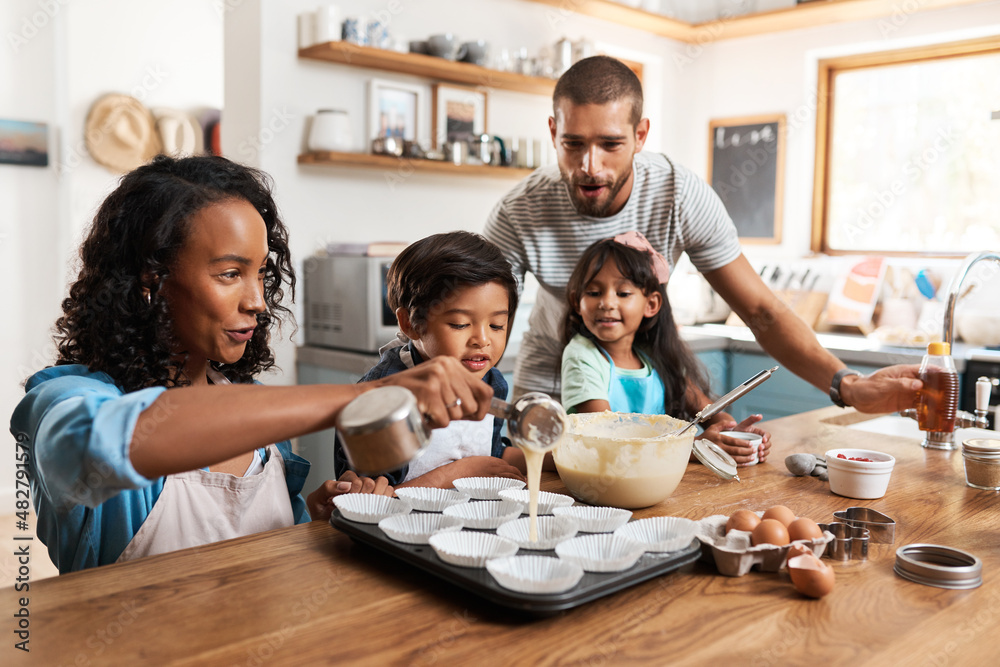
[85,93,162,173]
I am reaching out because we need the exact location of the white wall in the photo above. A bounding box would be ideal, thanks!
[0,0,223,509]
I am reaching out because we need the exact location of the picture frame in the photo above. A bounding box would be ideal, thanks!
[0,119,49,167]
[367,78,425,144]
[431,83,487,149]
[707,114,785,245]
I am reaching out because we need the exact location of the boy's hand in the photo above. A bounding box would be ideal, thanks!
[398,456,525,490]
[307,471,394,521]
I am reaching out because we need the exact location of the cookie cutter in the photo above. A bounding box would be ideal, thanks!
[832,507,895,544]
[818,522,870,561]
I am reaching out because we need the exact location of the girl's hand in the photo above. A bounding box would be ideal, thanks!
[701,414,772,465]
[307,471,394,521]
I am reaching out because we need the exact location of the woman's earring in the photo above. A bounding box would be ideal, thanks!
[142,288,151,305]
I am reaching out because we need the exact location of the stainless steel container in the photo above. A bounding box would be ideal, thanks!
[336,386,430,475]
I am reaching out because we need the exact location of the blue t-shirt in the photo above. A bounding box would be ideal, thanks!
[10,365,311,573]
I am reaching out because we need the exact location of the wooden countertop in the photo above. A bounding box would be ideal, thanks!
[8,407,998,665]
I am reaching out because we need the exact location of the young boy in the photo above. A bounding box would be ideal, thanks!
[334,231,527,488]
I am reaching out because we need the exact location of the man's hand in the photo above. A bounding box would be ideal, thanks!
[840,365,922,414]
[307,471,394,521]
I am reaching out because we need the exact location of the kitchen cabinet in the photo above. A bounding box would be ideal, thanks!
[521,0,988,43]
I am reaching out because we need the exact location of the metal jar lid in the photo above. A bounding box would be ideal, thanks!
[693,439,739,481]
[894,544,982,590]
[336,386,418,435]
[962,438,1000,459]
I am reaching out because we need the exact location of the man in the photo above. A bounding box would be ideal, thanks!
[484,56,920,414]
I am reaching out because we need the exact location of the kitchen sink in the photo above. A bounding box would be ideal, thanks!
[822,412,998,442]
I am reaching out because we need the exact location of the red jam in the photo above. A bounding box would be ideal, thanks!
[837,453,874,462]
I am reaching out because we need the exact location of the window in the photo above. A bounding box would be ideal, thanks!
[812,37,1000,255]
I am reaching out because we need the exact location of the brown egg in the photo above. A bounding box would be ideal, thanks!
[751,519,790,546]
[788,517,824,542]
[788,552,836,598]
[726,509,761,534]
[762,505,796,527]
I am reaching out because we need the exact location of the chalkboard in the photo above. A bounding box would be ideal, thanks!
[707,115,785,244]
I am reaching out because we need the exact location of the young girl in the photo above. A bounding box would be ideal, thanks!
[10,156,494,573]
[561,231,770,465]
[335,231,528,487]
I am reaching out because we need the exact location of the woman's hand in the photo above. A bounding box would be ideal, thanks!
[701,414,772,465]
[376,356,494,429]
[306,471,394,521]
[397,457,525,490]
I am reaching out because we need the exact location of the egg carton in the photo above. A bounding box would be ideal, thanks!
[695,515,834,577]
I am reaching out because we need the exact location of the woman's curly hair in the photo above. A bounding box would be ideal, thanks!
[53,155,295,391]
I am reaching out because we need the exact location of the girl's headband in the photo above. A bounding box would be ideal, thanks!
[613,231,670,284]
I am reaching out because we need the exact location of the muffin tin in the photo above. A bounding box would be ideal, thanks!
[331,503,700,615]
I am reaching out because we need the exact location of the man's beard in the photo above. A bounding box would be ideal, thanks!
[562,169,632,217]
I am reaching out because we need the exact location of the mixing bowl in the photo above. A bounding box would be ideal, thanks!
[553,412,695,509]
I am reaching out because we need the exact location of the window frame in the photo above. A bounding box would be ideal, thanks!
[810,35,1000,257]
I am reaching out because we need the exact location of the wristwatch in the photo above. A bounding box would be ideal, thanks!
[829,368,861,408]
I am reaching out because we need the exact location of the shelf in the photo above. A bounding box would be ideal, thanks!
[297,151,537,179]
[522,0,990,42]
[298,43,557,95]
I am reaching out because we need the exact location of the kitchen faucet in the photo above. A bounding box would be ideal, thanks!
[899,251,999,449]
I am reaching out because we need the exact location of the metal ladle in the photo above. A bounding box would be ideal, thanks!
[490,392,566,452]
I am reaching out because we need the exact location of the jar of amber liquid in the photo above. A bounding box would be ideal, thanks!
[916,342,959,432]
[962,439,1000,490]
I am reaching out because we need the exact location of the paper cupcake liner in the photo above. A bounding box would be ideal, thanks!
[496,515,579,550]
[394,487,470,512]
[552,506,633,533]
[333,494,411,524]
[442,500,525,529]
[428,531,520,568]
[555,534,645,572]
[452,477,526,500]
[614,516,697,553]
[486,555,584,594]
[497,489,575,515]
[377,513,463,545]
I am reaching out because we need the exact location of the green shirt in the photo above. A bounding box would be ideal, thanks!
[560,334,655,413]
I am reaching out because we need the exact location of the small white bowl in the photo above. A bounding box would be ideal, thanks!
[553,505,633,533]
[720,431,763,467]
[486,555,584,594]
[443,500,525,529]
[333,494,411,524]
[452,477,526,500]
[497,489,575,514]
[825,448,895,499]
[614,516,697,552]
[496,515,579,550]
[394,487,470,512]
[378,513,463,544]
[556,534,645,572]
[429,531,519,568]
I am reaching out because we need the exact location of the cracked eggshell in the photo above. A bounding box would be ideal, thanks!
[788,553,836,598]
[696,515,833,577]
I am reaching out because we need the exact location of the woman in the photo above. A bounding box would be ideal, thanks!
[10,155,492,573]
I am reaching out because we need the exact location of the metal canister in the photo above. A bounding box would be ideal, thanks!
[554,37,573,75]
[336,386,430,475]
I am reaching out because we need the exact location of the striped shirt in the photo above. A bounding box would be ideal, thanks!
[483,151,742,396]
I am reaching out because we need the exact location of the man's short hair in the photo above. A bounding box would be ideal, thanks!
[552,56,643,127]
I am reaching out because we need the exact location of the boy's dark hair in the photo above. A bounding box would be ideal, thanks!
[387,231,518,335]
[563,239,711,419]
[53,154,295,391]
[553,55,643,128]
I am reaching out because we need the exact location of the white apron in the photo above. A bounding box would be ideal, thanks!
[117,367,296,563]
[403,417,495,482]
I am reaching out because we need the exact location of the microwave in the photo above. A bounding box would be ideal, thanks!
[304,253,399,353]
